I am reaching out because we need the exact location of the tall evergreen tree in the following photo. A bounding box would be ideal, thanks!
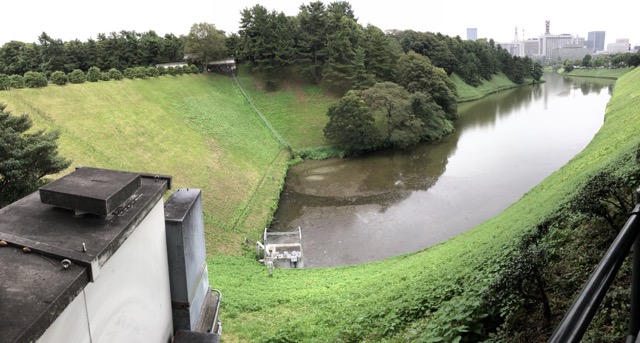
[297,1,328,82]
[0,103,70,208]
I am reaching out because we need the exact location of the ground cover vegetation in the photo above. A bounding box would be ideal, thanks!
[0,0,542,154]
[6,1,636,341]
[208,66,640,342]
[2,48,638,342]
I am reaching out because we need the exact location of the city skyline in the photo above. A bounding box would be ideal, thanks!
[1,1,636,48]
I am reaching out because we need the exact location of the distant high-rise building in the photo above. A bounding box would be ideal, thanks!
[467,28,477,41]
[524,38,540,56]
[587,31,606,52]
[539,21,573,58]
[608,38,630,53]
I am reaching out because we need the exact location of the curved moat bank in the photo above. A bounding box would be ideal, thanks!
[270,73,615,267]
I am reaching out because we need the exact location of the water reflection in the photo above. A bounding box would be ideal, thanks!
[271,73,615,267]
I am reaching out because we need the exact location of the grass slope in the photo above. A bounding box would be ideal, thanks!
[0,74,287,254]
[453,72,525,102]
[3,68,637,341]
[209,68,640,342]
[235,68,337,150]
[564,67,634,79]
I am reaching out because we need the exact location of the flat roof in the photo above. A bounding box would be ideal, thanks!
[0,168,171,343]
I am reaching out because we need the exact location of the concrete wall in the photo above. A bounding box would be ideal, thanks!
[37,199,173,343]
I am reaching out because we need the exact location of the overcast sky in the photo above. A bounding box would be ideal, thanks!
[1,0,636,48]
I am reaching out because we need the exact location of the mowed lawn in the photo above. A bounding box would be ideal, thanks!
[0,74,287,253]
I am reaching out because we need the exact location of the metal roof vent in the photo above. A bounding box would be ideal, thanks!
[38,167,141,216]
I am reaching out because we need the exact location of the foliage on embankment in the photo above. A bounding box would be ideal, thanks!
[209,67,640,342]
[563,67,634,79]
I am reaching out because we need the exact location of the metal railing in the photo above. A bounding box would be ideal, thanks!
[549,192,640,343]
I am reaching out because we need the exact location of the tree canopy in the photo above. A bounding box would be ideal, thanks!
[0,103,70,208]
[183,23,228,72]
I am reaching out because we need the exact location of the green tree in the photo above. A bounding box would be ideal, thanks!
[10,74,25,88]
[396,51,458,120]
[297,1,328,82]
[531,62,543,81]
[363,24,400,82]
[582,54,592,67]
[563,59,575,72]
[361,82,424,148]
[323,90,381,151]
[0,74,10,90]
[629,53,640,67]
[87,66,101,82]
[322,15,364,94]
[184,22,228,72]
[38,32,65,74]
[411,92,454,141]
[68,69,86,83]
[0,103,71,208]
[23,71,47,88]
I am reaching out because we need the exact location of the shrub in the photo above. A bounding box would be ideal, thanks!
[50,71,68,85]
[68,69,86,84]
[108,68,123,80]
[24,71,48,88]
[0,74,10,90]
[124,68,135,79]
[87,66,101,82]
[158,67,167,76]
[100,72,110,81]
[10,75,25,88]
[145,67,159,78]
[167,66,177,76]
[190,65,200,74]
[134,66,147,79]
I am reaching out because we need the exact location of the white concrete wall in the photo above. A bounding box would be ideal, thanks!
[38,199,173,343]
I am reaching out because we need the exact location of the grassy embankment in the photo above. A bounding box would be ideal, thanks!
[2,67,639,341]
[562,67,634,79]
[207,69,640,341]
[453,72,531,102]
[0,74,288,254]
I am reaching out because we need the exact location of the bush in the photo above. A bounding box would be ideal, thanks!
[0,74,10,90]
[100,72,110,81]
[190,65,200,74]
[158,67,167,76]
[134,67,147,79]
[68,69,86,84]
[87,66,101,82]
[108,68,123,80]
[145,67,159,78]
[10,75,25,88]
[167,66,177,76]
[50,71,68,85]
[23,71,48,88]
[124,68,135,79]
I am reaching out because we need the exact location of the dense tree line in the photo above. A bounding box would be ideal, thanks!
[0,30,185,77]
[563,51,640,72]
[236,1,542,89]
[234,1,542,151]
